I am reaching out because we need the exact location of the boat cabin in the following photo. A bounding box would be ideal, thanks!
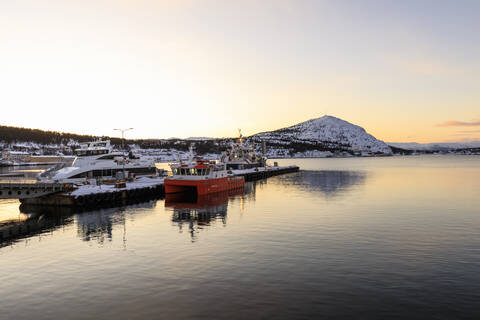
[74,140,112,157]
[170,160,228,180]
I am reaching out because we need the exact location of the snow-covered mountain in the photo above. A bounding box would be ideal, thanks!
[389,141,480,151]
[251,115,392,155]
[185,137,215,141]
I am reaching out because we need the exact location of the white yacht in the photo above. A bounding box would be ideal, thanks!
[39,139,159,183]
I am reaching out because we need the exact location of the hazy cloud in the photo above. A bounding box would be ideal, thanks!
[436,120,480,127]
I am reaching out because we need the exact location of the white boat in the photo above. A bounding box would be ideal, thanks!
[39,139,161,183]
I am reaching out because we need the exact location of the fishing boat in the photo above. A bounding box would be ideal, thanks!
[165,148,244,195]
[220,130,267,170]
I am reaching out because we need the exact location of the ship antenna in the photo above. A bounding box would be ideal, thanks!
[188,144,194,165]
[176,151,182,164]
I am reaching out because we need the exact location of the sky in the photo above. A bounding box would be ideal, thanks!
[1,0,479,142]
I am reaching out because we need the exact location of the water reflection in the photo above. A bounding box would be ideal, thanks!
[278,170,368,197]
[1,157,480,320]
[165,188,249,242]
[0,200,157,248]
[76,201,157,245]
[0,207,74,248]
[1,171,368,246]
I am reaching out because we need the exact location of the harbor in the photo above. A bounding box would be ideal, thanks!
[0,165,299,207]
[0,135,299,208]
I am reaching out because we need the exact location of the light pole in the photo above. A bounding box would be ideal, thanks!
[114,128,133,150]
[114,128,133,180]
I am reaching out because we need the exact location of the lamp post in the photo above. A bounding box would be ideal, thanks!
[114,128,134,150]
[114,128,133,180]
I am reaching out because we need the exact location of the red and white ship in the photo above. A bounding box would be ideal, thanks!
[164,148,244,195]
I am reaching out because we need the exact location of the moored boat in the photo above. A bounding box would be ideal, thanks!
[165,150,244,195]
[221,130,267,170]
[38,139,161,183]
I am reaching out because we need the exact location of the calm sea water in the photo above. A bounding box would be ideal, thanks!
[1,155,479,319]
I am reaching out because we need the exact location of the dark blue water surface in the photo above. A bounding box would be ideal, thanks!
[1,155,479,319]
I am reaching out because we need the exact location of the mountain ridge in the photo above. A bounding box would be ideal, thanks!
[388,141,480,151]
[250,115,392,155]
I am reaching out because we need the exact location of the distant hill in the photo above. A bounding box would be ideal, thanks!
[0,125,100,146]
[251,115,392,155]
[0,124,228,154]
[388,141,480,151]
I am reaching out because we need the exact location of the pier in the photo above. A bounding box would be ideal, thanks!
[0,182,74,199]
[232,165,299,181]
[1,165,299,207]
[20,177,165,207]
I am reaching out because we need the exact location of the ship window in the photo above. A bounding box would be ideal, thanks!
[93,170,103,177]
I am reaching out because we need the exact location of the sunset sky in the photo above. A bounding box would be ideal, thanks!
[1,0,479,142]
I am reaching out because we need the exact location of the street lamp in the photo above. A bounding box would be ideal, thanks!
[114,128,133,150]
[114,128,133,180]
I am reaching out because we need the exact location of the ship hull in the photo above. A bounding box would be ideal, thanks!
[164,176,244,195]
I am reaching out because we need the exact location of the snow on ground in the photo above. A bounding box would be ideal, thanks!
[70,177,164,197]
